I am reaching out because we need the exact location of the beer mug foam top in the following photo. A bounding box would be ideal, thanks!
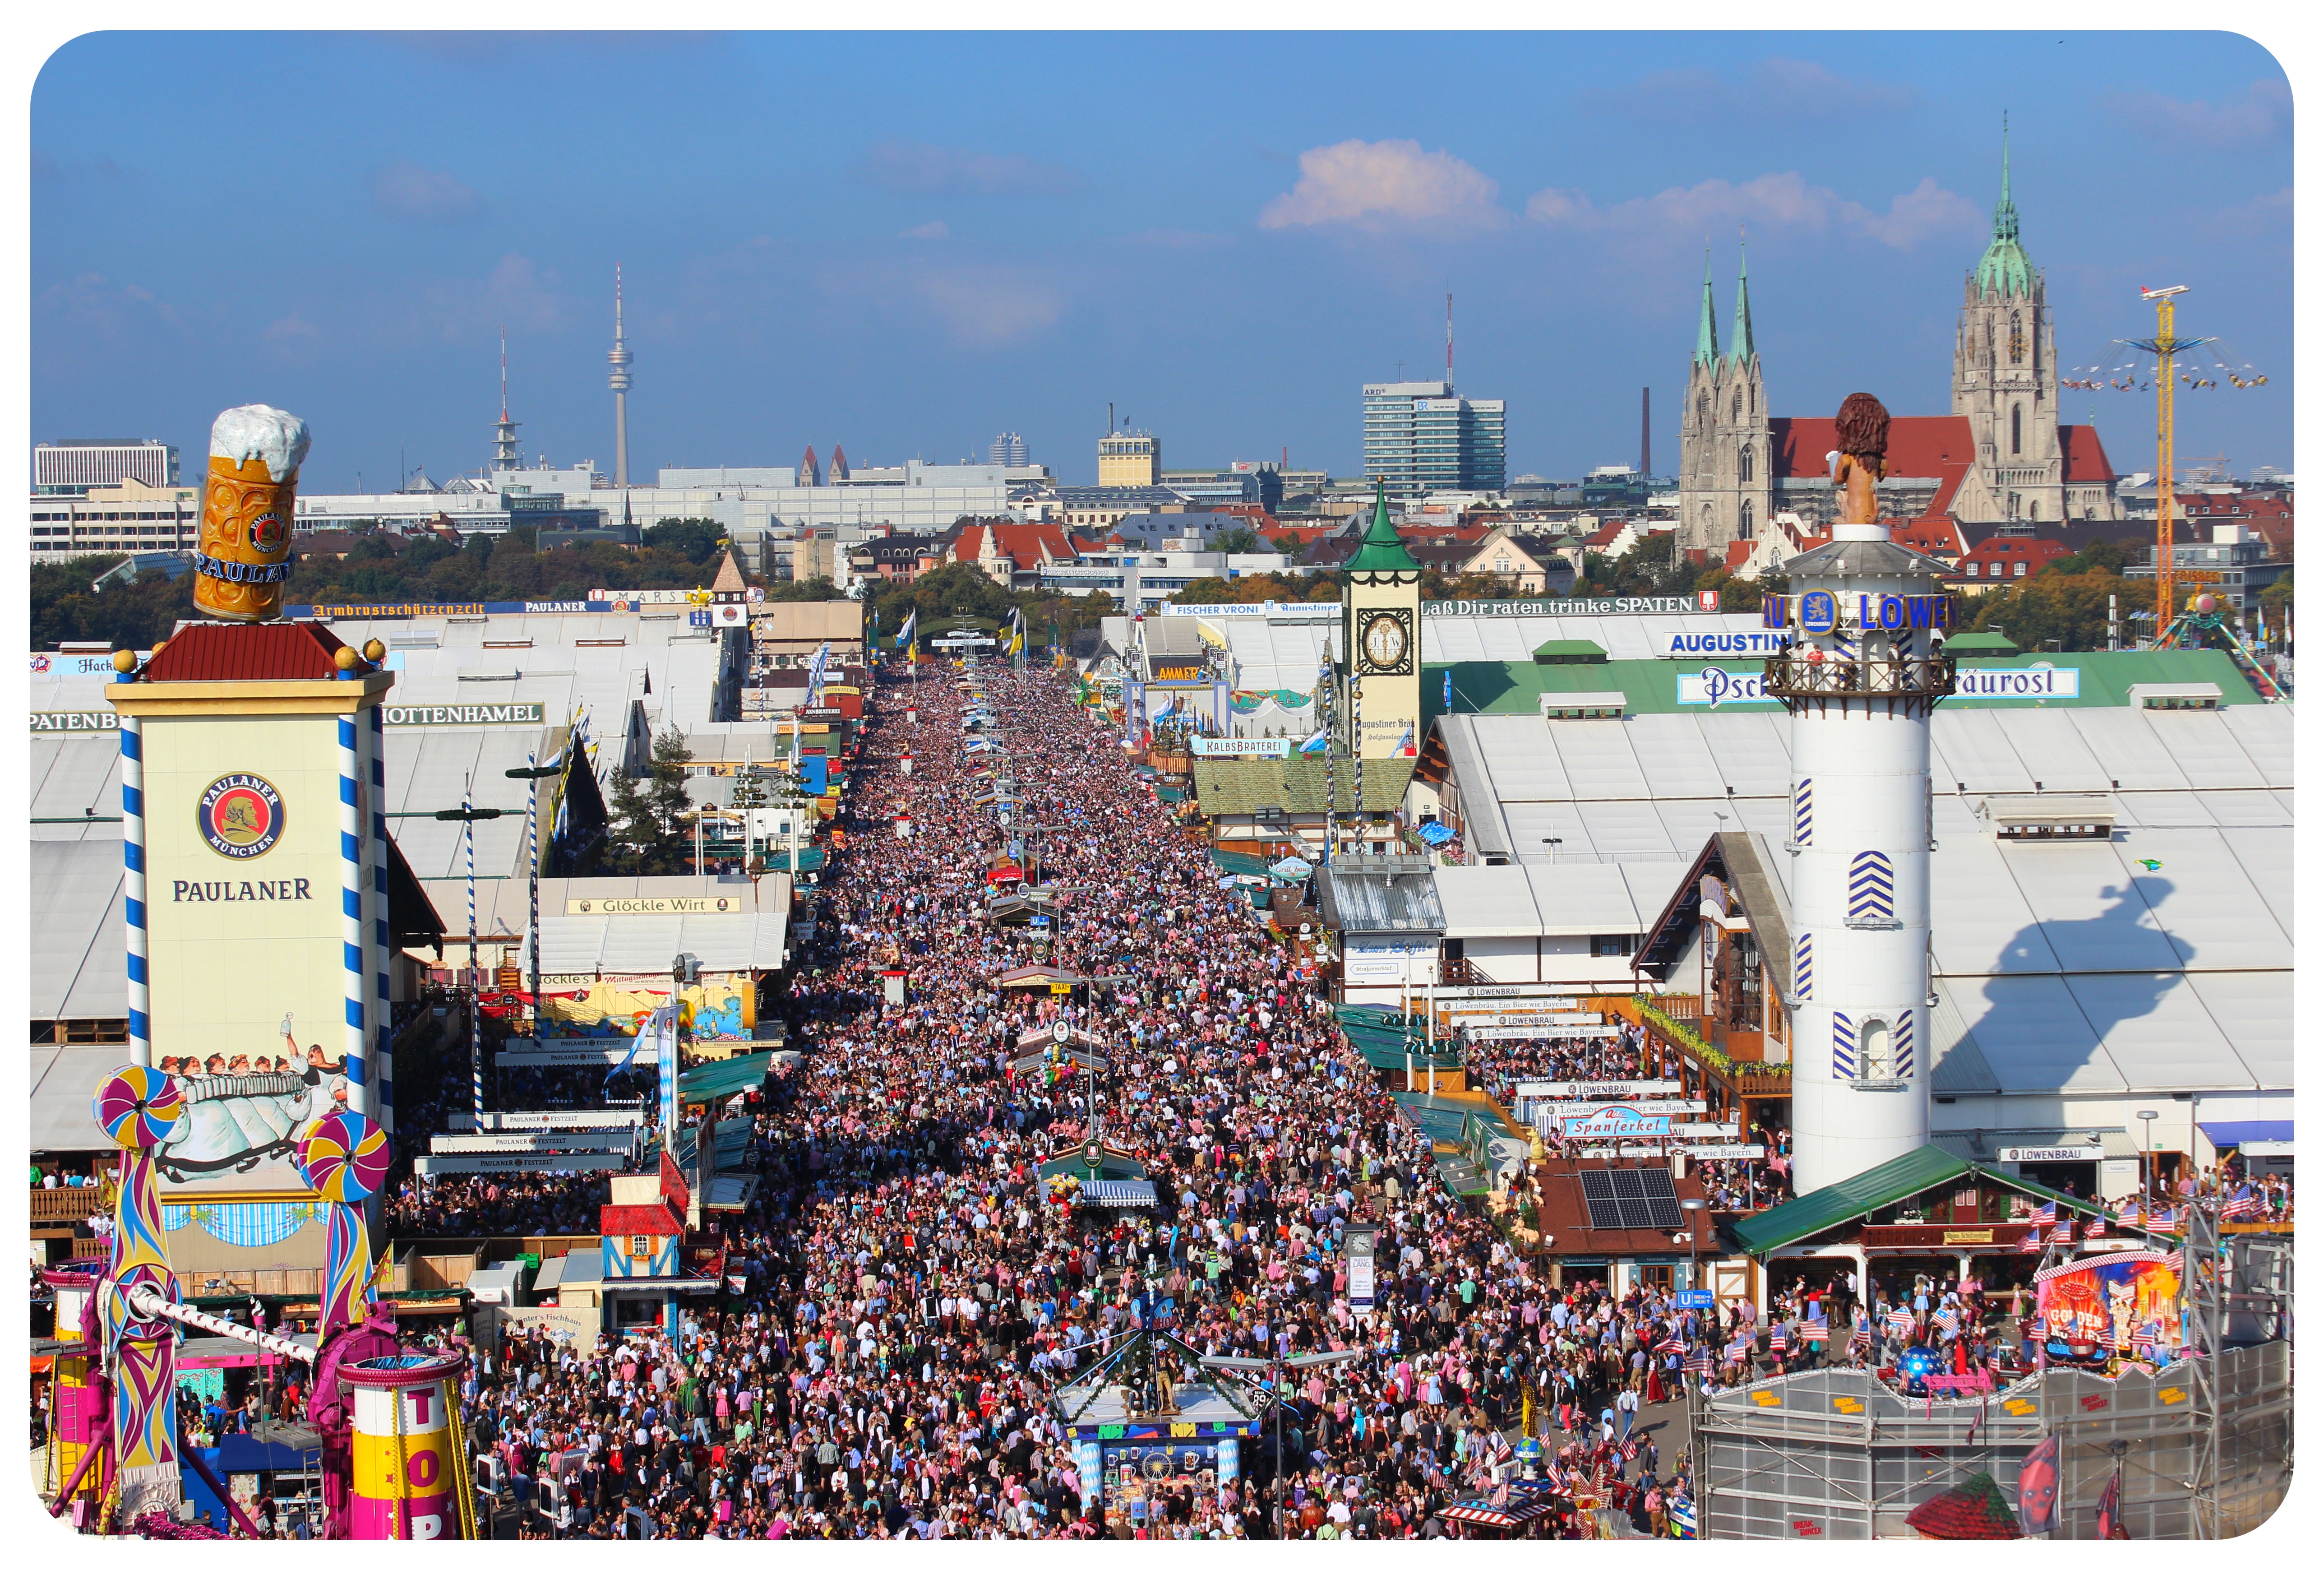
[211,403,311,480]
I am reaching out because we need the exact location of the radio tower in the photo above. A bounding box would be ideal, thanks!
[492,326,521,472]
[1445,291,1454,386]
[608,265,633,486]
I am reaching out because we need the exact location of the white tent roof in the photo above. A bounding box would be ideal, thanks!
[30,1047,127,1153]
[522,910,790,975]
[30,736,122,840]
[31,840,127,1020]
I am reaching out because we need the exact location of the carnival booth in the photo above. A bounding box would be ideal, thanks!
[1049,1329,1262,1534]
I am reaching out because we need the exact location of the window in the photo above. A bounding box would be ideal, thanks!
[2009,311,2024,364]
[1592,934,1636,958]
[2015,560,2028,577]
[1696,393,1710,425]
[1857,1017,1891,1079]
[2028,502,2039,523]
[2011,405,2022,455]
[1739,447,1753,483]
[1730,391,1742,422]
[1739,501,1753,539]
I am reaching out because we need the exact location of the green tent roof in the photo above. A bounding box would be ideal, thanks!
[1531,639,1608,665]
[1191,755,1414,815]
[1728,1142,2106,1257]
[676,1051,776,1105]
[1943,631,2021,655]
[1343,482,1421,578]
[1421,646,2264,728]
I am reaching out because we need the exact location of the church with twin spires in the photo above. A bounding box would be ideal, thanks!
[1676,134,2121,558]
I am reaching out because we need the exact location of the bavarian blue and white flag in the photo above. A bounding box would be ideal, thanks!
[896,608,917,650]
[1299,728,1329,755]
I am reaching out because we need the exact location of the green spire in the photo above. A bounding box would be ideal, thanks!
[1692,248,1719,367]
[1729,237,1755,367]
[1343,479,1421,577]
[1975,114,2033,298]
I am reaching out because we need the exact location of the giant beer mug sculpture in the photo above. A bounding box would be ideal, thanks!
[194,403,310,621]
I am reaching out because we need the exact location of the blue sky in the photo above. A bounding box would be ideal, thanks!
[32,31,2292,492]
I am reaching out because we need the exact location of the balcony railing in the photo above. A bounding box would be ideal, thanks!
[1762,653,1955,702]
[31,1187,105,1224]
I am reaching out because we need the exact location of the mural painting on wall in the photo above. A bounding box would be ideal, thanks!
[537,977,754,1040]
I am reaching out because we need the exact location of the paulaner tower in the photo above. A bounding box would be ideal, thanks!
[1760,393,1957,1194]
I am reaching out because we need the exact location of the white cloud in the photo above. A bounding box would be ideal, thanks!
[2105,78,2290,148]
[1259,139,1505,233]
[901,220,950,240]
[370,159,487,222]
[1526,170,1979,250]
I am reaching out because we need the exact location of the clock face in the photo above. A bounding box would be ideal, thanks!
[1362,612,1408,672]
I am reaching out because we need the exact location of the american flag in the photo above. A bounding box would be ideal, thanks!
[1491,1431,1515,1464]
[2087,1213,2107,1238]
[2051,1207,2075,1244]
[1652,1330,1684,1358]
[2131,1323,2157,1358]
[1851,1320,1873,1350]
[2151,1206,2175,1230]
[2223,1188,2262,1220]
[1489,1478,1511,1508]
[1621,1435,1640,1461]
[1726,1338,1747,1363]
[1932,1305,1959,1335]
[1768,1322,1788,1352]
[2018,1225,2043,1254]
[1885,1307,1914,1339]
[1686,1344,1713,1373]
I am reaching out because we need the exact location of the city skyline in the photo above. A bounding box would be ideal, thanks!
[32,31,2292,494]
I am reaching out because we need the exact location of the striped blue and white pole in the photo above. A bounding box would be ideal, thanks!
[370,704,393,1132]
[526,752,540,1035]
[467,787,482,1121]
[338,715,368,1116]
[121,716,151,1068]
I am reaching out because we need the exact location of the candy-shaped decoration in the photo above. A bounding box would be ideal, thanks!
[297,1109,391,1203]
[94,1064,184,1150]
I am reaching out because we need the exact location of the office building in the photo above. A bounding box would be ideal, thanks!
[1362,382,1506,500]
[28,477,203,556]
[990,432,1027,468]
[1098,430,1161,487]
[34,440,180,495]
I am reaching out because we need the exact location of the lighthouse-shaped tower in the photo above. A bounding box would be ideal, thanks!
[1761,394,1957,1194]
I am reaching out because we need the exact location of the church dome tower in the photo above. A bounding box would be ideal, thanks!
[1952,120,2064,526]
[1676,245,1770,555]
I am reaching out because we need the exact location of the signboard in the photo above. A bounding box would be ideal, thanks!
[2034,1251,2185,1363]
[1997,1145,2102,1164]
[1150,664,1207,682]
[1159,602,1340,620]
[1518,1080,1683,1099]
[1677,667,1774,707]
[1557,1105,1677,1140]
[32,652,145,677]
[709,602,749,628]
[1539,1099,1706,1119]
[494,1044,642,1068]
[384,703,547,727]
[566,896,747,916]
[1954,665,2081,701]
[413,1151,632,1175]
[445,1109,642,1131]
[1345,1225,1377,1317]
[1675,1144,1767,1160]
[1343,940,1437,983]
[427,1130,636,1155]
[489,1304,602,1356]
[1423,596,1708,617]
[1675,1289,1714,1310]
[30,710,120,732]
[1659,630,1791,659]
[1468,1024,1622,1040]
[1192,736,1292,759]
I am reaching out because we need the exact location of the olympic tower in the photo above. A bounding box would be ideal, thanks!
[1761,393,1956,1194]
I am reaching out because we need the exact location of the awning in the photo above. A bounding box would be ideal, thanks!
[1439,1482,1564,1528]
[676,1052,775,1104]
[1077,1180,1157,1208]
[2201,1120,2292,1149]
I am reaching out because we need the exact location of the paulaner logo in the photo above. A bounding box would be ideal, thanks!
[197,773,285,859]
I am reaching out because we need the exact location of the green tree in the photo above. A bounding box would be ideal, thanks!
[641,517,725,564]
[605,730,699,875]
[30,556,196,650]
[1211,526,1264,555]
[1966,567,2140,653]
[764,575,846,602]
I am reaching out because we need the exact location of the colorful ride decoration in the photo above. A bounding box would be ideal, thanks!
[92,1064,185,1524]
[343,1353,473,1541]
[297,1109,389,1334]
[42,1260,109,1523]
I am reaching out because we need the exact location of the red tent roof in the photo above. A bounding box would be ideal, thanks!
[141,621,350,682]
[1903,1472,2023,1539]
[601,1201,684,1236]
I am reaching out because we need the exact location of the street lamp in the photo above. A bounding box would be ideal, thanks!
[2138,1109,2160,1216]
[435,798,511,1120]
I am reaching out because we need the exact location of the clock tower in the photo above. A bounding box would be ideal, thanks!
[1341,481,1424,759]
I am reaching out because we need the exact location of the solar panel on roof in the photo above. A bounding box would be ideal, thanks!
[1579,1168,1624,1231]
[1639,1167,1683,1229]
